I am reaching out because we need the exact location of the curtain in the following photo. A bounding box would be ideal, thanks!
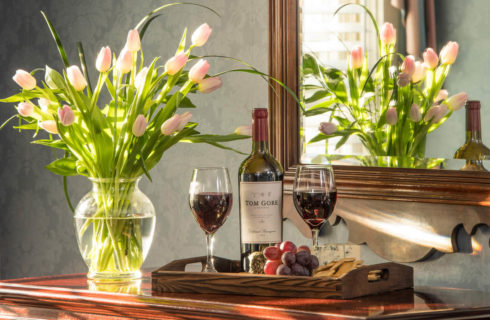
[391,0,436,57]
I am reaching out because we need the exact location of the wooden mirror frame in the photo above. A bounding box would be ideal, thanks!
[268,0,490,207]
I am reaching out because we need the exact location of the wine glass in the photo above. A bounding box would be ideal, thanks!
[293,164,337,249]
[189,167,233,273]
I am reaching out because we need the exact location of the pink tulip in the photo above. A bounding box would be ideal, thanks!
[409,103,422,122]
[67,66,87,91]
[435,89,449,103]
[319,122,337,135]
[40,120,58,134]
[424,105,441,122]
[165,53,188,75]
[161,114,181,135]
[401,55,416,77]
[191,23,212,47]
[38,98,51,113]
[116,48,133,74]
[423,48,439,69]
[380,22,396,45]
[446,92,468,111]
[188,59,210,83]
[177,112,192,131]
[397,72,411,87]
[96,46,112,72]
[349,46,363,69]
[132,114,147,137]
[440,41,459,65]
[198,77,222,93]
[58,105,75,126]
[433,104,448,123]
[135,67,149,90]
[126,29,141,52]
[235,125,252,136]
[386,107,398,125]
[411,61,426,83]
[17,102,34,117]
[13,69,36,90]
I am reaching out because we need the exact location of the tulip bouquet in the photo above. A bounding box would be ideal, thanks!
[304,4,467,168]
[1,4,258,279]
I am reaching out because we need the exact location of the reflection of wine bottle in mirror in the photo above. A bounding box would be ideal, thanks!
[454,100,490,171]
[239,108,283,273]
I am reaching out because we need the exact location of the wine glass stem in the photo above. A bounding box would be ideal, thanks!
[312,228,320,249]
[205,233,216,272]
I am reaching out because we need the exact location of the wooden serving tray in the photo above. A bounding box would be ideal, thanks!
[152,256,413,299]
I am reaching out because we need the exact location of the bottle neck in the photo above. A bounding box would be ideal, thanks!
[466,106,482,143]
[252,117,269,153]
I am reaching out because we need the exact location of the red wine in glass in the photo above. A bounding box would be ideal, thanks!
[190,192,232,234]
[293,165,336,248]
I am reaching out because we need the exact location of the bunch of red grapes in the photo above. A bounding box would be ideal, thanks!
[263,241,319,276]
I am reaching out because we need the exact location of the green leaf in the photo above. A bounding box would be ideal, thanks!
[46,158,78,176]
[176,28,187,54]
[305,90,330,103]
[334,3,380,50]
[139,155,153,182]
[32,139,68,151]
[0,115,18,130]
[335,133,351,150]
[181,133,250,143]
[77,42,92,96]
[14,123,38,130]
[41,11,70,68]
[45,65,66,90]
[0,91,42,103]
[139,14,162,40]
[302,53,321,76]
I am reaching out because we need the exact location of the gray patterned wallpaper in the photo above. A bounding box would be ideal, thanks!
[1,0,490,292]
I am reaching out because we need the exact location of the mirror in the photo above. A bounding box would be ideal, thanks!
[299,0,490,171]
[269,0,490,262]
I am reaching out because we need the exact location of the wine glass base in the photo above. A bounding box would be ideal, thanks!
[203,265,218,273]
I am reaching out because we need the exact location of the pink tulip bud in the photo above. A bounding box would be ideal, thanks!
[435,89,448,103]
[132,114,147,137]
[319,122,337,135]
[440,41,459,65]
[349,46,363,69]
[161,114,181,135]
[188,59,210,83]
[135,67,148,90]
[177,112,192,131]
[424,105,441,122]
[397,72,411,87]
[67,65,87,91]
[96,46,112,72]
[58,105,75,126]
[198,77,222,93]
[126,29,141,52]
[235,125,252,136]
[13,69,36,90]
[409,103,422,122]
[40,120,58,134]
[116,48,133,74]
[411,61,426,83]
[401,55,416,77]
[446,92,468,111]
[191,23,212,47]
[423,48,439,69]
[380,22,396,45]
[17,102,34,117]
[38,98,51,113]
[386,107,398,125]
[165,53,188,75]
[433,104,448,123]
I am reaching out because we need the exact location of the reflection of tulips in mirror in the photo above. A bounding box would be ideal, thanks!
[302,4,466,168]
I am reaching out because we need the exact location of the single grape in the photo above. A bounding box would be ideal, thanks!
[264,260,282,275]
[291,263,307,276]
[297,245,311,255]
[263,246,281,261]
[281,251,296,266]
[295,250,310,266]
[276,264,292,276]
[309,255,319,270]
[303,266,311,276]
[280,241,297,253]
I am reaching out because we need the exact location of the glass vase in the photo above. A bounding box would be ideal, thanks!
[74,177,156,281]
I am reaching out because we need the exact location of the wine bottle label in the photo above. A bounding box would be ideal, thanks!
[240,181,282,244]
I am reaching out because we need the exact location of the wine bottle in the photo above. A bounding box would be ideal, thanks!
[239,108,284,273]
[454,100,490,171]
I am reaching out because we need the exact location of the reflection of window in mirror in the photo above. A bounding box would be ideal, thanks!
[301,0,401,164]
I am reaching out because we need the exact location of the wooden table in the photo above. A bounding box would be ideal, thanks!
[0,273,489,319]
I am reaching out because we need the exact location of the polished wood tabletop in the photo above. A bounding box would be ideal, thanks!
[0,273,489,319]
